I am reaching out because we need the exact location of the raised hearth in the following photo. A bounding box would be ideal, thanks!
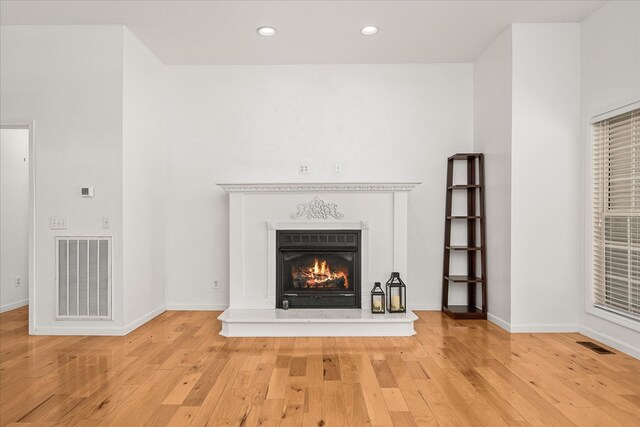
[218,309,418,337]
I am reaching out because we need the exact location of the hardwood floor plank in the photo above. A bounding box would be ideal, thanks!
[358,354,393,425]
[284,380,306,406]
[371,359,399,388]
[161,370,203,405]
[382,388,409,411]
[338,353,360,384]
[341,382,370,426]
[390,410,418,426]
[323,380,347,427]
[164,405,198,426]
[386,354,418,391]
[207,387,252,426]
[322,353,341,381]
[281,403,305,426]
[181,356,228,406]
[405,360,430,380]
[257,398,285,427]
[289,356,307,377]
[189,342,251,426]
[266,367,289,399]
[302,386,324,427]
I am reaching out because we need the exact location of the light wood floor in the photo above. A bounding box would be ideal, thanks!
[1,307,639,426]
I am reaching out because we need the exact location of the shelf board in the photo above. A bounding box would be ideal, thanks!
[448,153,482,160]
[447,216,482,220]
[442,305,487,320]
[444,275,485,283]
[448,185,481,190]
[445,246,483,251]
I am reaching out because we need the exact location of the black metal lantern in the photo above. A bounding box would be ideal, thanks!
[371,282,385,314]
[385,272,406,313]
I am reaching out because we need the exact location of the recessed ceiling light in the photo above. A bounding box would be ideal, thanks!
[257,26,276,37]
[360,26,378,36]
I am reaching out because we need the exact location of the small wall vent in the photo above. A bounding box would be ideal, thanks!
[56,237,111,320]
[577,341,614,355]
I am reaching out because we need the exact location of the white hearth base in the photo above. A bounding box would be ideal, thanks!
[218,309,418,337]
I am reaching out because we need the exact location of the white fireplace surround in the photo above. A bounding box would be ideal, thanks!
[217,182,420,336]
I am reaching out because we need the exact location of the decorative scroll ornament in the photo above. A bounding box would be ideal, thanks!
[291,197,344,220]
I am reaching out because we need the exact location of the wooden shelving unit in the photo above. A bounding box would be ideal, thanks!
[442,153,487,320]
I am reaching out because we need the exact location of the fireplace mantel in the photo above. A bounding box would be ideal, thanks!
[217,182,421,193]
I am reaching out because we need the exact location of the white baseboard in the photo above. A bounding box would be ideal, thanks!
[123,305,166,335]
[487,312,510,331]
[32,325,125,336]
[0,298,28,313]
[509,323,579,333]
[166,303,229,311]
[579,325,640,359]
[32,306,167,336]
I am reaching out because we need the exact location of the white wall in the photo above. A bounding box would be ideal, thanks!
[164,64,474,310]
[510,24,581,331]
[0,25,125,333]
[473,24,582,333]
[122,28,168,331]
[580,1,640,357]
[473,27,512,329]
[0,128,30,312]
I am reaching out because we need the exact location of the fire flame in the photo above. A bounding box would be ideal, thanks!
[293,258,349,289]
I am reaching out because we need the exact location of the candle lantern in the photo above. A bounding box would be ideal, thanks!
[371,282,385,314]
[385,272,406,313]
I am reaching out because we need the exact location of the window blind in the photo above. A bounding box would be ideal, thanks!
[593,108,640,319]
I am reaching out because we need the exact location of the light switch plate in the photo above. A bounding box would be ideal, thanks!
[50,217,67,230]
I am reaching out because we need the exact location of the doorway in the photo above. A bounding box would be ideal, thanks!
[0,124,33,321]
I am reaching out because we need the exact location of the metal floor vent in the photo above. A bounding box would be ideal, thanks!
[56,237,111,319]
[577,341,614,354]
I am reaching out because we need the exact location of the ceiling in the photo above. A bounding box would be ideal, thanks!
[0,0,606,65]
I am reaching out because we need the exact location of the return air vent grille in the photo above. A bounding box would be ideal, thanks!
[56,237,111,320]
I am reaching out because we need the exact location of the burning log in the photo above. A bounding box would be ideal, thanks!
[291,258,350,289]
[292,273,346,289]
[318,277,346,288]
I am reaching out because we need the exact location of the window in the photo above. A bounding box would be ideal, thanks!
[593,107,640,320]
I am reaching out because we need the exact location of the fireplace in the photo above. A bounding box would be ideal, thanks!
[276,230,361,309]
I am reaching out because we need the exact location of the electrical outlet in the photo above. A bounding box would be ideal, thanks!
[81,186,94,197]
[102,217,110,229]
[299,164,309,174]
[335,164,343,173]
[15,277,21,287]
[50,217,67,230]
[213,280,220,289]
